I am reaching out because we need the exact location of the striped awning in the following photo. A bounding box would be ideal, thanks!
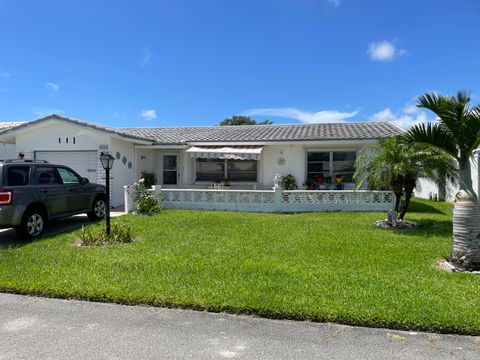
[186,146,263,160]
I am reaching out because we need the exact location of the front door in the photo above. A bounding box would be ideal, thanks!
[163,155,177,185]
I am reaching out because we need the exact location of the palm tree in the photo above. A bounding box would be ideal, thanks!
[402,90,480,270]
[354,137,456,220]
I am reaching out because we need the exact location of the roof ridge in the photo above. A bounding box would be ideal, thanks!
[121,121,395,130]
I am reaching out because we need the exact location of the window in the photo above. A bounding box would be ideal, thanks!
[196,158,257,182]
[57,167,81,184]
[196,159,225,182]
[332,152,356,182]
[306,152,329,182]
[36,167,62,185]
[306,151,357,183]
[227,160,257,182]
[7,166,30,186]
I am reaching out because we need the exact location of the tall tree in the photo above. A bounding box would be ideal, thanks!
[353,137,457,220]
[219,115,272,126]
[402,90,480,269]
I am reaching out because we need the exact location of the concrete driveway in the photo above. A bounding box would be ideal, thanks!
[0,293,478,360]
[0,208,126,247]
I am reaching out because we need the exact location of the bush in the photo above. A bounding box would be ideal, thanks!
[131,178,162,215]
[140,171,157,189]
[281,174,298,190]
[137,196,162,215]
[79,222,134,246]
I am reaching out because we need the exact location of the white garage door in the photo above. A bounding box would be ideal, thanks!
[35,151,98,183]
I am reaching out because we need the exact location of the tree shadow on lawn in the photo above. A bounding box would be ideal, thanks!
[0,215,97,248]
[386,218,452,239]
[407,199,450,215]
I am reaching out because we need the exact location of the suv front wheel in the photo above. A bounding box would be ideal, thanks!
[16,208,47,239]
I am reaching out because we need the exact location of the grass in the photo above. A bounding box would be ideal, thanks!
[0,198,479,335]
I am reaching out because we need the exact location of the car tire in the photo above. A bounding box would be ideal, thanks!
[87,197,106,221]
[16,207,47,239]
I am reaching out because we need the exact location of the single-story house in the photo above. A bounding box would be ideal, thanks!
[0,114,404,208]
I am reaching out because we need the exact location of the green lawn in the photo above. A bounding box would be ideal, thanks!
[1,198,479,334]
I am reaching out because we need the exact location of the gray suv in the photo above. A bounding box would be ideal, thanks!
[0,160,106,239]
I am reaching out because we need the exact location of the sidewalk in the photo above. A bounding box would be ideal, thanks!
[0,293,478,360]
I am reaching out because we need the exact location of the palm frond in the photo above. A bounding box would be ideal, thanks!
[401,123,458,159]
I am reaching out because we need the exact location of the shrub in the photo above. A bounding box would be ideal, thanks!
[140,171,157,189]
[131,179,148,203]
[281,174,298,190]
[131,178,162,215]
[137,196,162,215]
[79,222,134,246]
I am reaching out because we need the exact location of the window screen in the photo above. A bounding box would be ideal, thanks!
[306,152,329,182]
[306,151,357,183]
[332,151,356,182]
[196,159,225,182]
[227,160,257,181]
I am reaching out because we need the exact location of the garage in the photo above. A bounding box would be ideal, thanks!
[35,151,98,183]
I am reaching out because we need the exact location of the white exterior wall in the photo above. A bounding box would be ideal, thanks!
[157,142,368,190]
[260,145,305,188]
[135,148,155,180]
[415,153,480,202]
[260,143,365,189]
[111,138,136,207]
[15,119,110,156]
[13,119,138,207]
[0,143,16,160]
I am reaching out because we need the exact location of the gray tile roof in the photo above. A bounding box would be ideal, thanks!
[0,121,25,130]
[0,115,403,145]
[122,122,403,145]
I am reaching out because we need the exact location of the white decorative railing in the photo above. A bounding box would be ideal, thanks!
[124,185,394,213]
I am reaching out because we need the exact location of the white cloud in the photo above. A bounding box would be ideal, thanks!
[139,109,157,120]
[139,47,152,67]
[367,41,406,62]
[45,82,59,92]
[369,107,434,129]
[0,87,10,93]
[327,0,342,7]
[402,103,418,114]
[244,107,358,123]
[0,71,11,78]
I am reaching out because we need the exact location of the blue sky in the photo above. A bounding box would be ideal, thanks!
[0,0,478,128]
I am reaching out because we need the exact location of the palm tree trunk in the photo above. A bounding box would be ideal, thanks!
[452,202,480,270]
[438,178,446,201]
[451,159,480,269]
[399,190,413,220]
[394,192,402,212]
[456,160,477,202]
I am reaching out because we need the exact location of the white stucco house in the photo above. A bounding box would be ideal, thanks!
[0,114,403,210]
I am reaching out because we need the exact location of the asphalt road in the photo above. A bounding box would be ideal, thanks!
[0,293,478,360]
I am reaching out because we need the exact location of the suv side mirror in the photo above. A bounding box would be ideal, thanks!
[81,177,89,185]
